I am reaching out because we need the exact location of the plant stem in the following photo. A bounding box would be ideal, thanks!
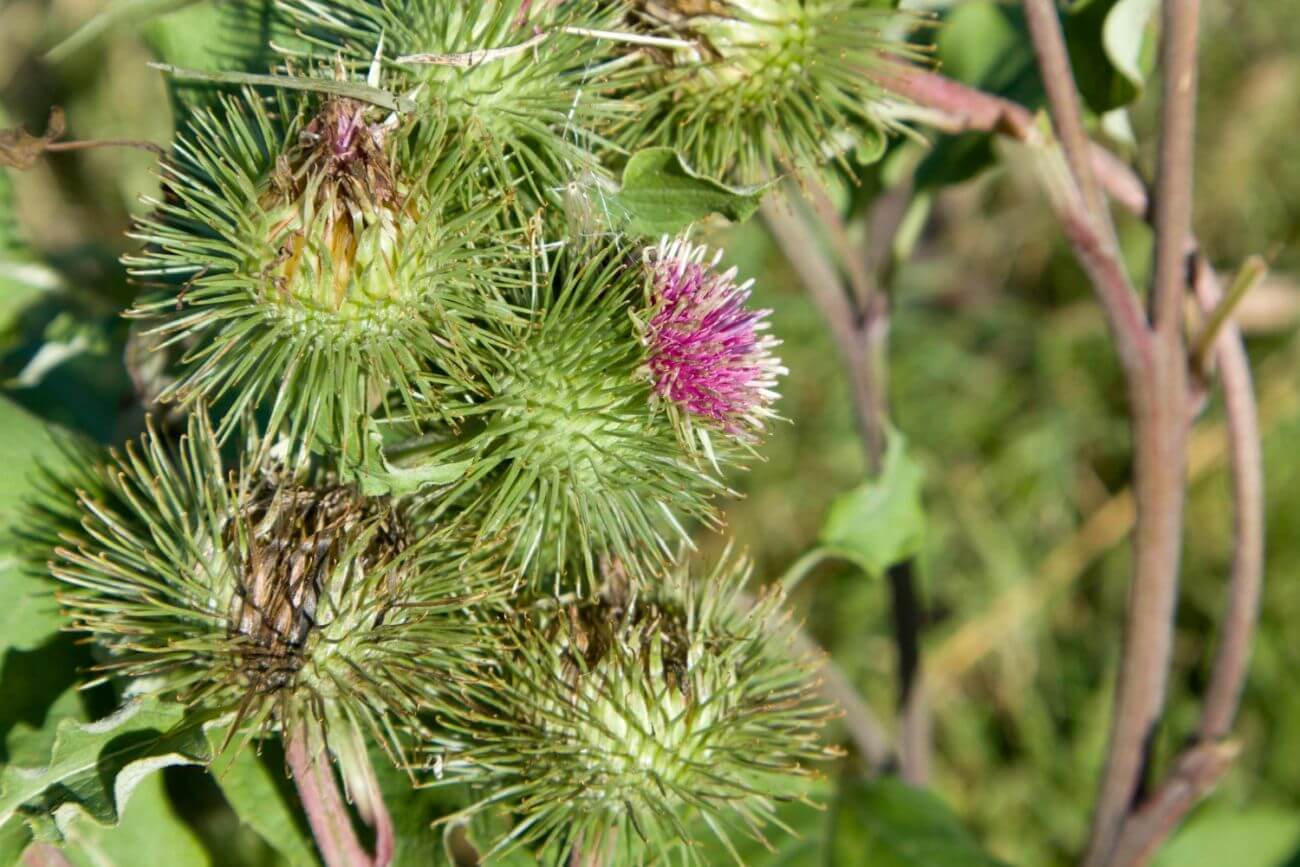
[886,559,929,784]
[1100,258,1265,867]
[285,720,374,867]
[1086,4,1200,862]
[760,187,930,783]
[877,39,1261,865]
[1192,260,1264,742]
[21,844,72,867]
[1021,0,1114,235]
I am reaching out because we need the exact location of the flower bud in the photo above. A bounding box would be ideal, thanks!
[422,550,838,863]
[618,0,923,182]
[127,90,514,455]
[377,240,732,584]
[281,0,629,210]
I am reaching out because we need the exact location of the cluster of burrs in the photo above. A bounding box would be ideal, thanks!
[35,1,917,862]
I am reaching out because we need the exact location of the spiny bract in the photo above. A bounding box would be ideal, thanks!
[614,0,920,182]
[370,239,738,585]
[126,89,516,455]
[280,0,631,211]
[45,412,508,761]
[421,550,838,864]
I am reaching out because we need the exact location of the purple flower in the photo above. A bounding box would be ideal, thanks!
[642,236,784,441]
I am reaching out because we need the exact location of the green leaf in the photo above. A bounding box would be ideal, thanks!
[369,748,453,867]
[0,696,210,841]
[1153,806,1300,867]
[60,772,211,867]
[1,652,88,769]
[0,396,77,654]
[918,2,1040,190]
[1065,0,1158,114]
[205,732,319,867]
[607,148,767,236]
[819,434,926,577]
[829,778,1010,866]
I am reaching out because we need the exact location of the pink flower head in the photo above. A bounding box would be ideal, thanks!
[642,236,784,441]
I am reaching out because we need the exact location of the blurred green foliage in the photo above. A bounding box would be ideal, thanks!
[1,0,1298,865]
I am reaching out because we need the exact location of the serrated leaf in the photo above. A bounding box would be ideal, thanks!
[60,772,211,867]
[1152,806,1300,867]
[206,732,319,867]
[819,434,926,577]
[607,148,767,236]
[829,778,1010,866]
[0,696,210,840]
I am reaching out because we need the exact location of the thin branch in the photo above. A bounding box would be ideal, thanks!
[1099,258,1266,867]
[790,618,894,772]
[760,191,929,782]
[1149,0,1202,336]
[21,845,72,867]
[1034,144,1151,372]
[874,62,1148,219]
[887,559,930,784]
[1193,256,1267,374]
[1086,4,1201,860]
[1021,0,1113,234]
[1105,740,1239,867]
[760,194,885,466]
[880,46,1260,864]
[803,177,880,316]
[759,195,858,351]
[336,726,396,867]
[1192,259,1265,742]
[285,720,374,867]
[42,138,165,157]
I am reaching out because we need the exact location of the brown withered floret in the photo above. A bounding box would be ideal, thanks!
[226,475,408,697]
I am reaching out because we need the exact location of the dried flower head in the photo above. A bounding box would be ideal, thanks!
[640,236,784,449]
[617,0,923,182]
[423,550,838,864]
[44,412,507,759]
[126,90,515,454]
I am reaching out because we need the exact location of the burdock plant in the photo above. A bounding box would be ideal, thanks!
[45,411,508,768]
[279,0,632,209]
[614,0,922,182]
[11,0,928,862]
[368,235,787,586]
[425,551,839,864]
[127,90,516,455]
